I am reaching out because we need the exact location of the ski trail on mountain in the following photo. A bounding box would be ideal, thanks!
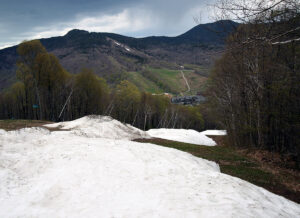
[181,70,190,93]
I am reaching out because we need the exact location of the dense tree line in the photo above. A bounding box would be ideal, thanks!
[0,40,204,131]
[209,0,300,166]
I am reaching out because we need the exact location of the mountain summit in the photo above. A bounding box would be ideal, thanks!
[0,20,238,91]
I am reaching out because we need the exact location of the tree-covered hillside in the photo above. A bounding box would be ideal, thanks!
[0,40,205,131]
[207,0,300,167]
[0,20,237,92]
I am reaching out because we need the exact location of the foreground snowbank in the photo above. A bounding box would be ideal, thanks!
[147,128,225,146]
[0,116,299,218]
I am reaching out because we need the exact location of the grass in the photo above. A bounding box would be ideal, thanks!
[126,71,164,93]
[135,137,300,203]
[147,67,183,93]
[125,66,209,95]
[183,64,210,77]
[149,68,179,77]
[182,70,208,94]
[145,67,207,94]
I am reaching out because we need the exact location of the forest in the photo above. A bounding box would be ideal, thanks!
[0,40,205,131]
[208,0,300,166]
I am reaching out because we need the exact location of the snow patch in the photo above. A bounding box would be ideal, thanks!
[0,116,299,217]
[147,128,217,146]
[201,130,227,136]
[108,38,132,53]
[44,115,149,140]
[114,41,121,46]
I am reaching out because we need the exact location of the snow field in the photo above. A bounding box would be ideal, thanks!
[44,115,149,140]
[147,128,218,146]
[201,129,227,136]
[0,116,299,217]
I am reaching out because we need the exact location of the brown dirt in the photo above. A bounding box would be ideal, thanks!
[0,120,53,131]
[0,120,70,132]
[239,149,300,193]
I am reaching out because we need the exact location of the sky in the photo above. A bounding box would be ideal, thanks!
[0,0,215,49]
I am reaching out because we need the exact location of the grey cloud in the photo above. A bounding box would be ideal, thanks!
[0,0,213,48]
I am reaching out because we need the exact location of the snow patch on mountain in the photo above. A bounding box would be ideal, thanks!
[107,37,133,53]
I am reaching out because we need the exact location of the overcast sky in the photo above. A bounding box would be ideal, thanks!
[0,0,215,49]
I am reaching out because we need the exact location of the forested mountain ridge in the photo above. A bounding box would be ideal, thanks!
[0,20,238,92]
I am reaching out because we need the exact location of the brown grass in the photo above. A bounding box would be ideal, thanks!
[0,120,70,132]
[0,120,53,131]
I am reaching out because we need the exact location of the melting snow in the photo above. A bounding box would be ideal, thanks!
[110,38,132,53]
[147,128,218,146]
[201,129,227,136]
[0,116,299,218]
[44,115,149,140]
[114,41,121,46]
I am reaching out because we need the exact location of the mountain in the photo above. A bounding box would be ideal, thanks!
[0,20,238,93]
